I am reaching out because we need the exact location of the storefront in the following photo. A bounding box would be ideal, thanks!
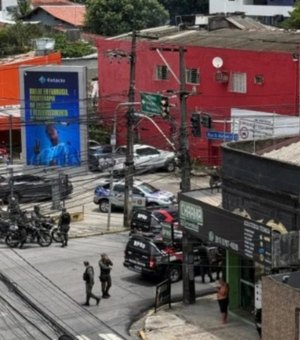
[179,190,272,314]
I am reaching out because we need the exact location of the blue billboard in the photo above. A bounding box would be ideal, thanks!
[22,69,82,166]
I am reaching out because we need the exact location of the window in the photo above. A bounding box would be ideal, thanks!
[254,74,264,85]
[228,72,247,93]
[155,65,169,80]
[136,147,160,156]
[186,68,200,84]
[114,184,125,193]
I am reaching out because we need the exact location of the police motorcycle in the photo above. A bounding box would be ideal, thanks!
[5,210,52,248]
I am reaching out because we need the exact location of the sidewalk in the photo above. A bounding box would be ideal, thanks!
[130,295,260,340]
[68,219,260,340]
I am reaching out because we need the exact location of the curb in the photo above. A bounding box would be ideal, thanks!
[129,288,217,339]
[69,228,130,239]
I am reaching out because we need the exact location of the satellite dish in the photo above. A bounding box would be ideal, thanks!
[212,57,223,69]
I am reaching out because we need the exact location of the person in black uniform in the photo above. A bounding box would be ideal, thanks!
[58,207,71,247]
[98,253,113,298]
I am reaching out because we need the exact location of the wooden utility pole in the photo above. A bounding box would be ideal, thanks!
[123,31,137,229]
[178,47,195,305]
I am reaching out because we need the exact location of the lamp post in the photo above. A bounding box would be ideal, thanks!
[107,102,140,231]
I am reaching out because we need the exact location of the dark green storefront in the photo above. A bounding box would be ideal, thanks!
[179,192,272,314]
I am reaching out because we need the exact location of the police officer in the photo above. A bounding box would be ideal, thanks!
[98,253,113,298]
[58,207,71,247]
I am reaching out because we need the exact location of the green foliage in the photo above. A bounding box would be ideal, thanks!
[281,0,300,29]
[0,23,94,58]
[0,22,41,57]
[89,125,111,144]
[51,33,95,58]
[85,0,169,36]
[159,0,208,24]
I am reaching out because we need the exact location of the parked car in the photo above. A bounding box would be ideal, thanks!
[123,234,201,283]
[124,235,222,283]
[130,206,180,240]
[88,144,114,171]
[93,179,176,213]
[112,144,177,175]
[88,139,101,148]
[0,174,73,203]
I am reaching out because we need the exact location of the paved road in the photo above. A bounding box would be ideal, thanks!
[0,232,216,339]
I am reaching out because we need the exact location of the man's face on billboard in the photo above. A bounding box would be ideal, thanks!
[46,125,58,145]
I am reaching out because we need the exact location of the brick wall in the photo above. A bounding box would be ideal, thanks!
[262,276,300,339]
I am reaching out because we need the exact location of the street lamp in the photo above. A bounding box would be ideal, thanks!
[107,102,140,231]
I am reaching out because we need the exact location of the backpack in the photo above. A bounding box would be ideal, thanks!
[61,212,71,225]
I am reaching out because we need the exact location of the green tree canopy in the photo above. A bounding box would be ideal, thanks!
[281,0,300,29]
[159,0,208,24]
[84,0,169,36]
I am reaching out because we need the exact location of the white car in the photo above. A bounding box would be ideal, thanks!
[93,178,176,213]
[112,144,177,175]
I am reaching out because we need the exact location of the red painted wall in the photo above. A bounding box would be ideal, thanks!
[97,38,298,164]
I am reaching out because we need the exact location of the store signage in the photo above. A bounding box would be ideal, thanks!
[179,201,203,233]
[178,194,272,270]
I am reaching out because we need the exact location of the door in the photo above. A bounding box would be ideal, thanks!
[240,258,255,313]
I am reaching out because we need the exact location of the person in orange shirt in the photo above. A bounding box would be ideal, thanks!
[217,278,230,323]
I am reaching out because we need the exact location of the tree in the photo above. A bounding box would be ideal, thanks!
[13,0,32,20]
[280,0,300,29]
[84,0,169,36]
[159,0,208,24]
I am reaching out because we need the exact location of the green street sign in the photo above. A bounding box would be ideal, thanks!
[140,92,162,115]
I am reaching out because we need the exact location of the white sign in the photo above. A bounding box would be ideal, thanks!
[231,108,300,141]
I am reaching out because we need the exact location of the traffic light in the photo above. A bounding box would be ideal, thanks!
[190,113,201,137]
[160,96,170,118]
[201,113,212,129]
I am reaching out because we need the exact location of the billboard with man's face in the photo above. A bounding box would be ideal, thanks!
[20,66,87,167]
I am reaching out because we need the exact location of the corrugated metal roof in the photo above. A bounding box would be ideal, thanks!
[109,16,300,54]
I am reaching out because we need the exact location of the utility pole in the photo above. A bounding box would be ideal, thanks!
[178,47,195,305]
[123,31,137,229]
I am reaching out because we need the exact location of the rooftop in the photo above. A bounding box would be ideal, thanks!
[108,15,300,54]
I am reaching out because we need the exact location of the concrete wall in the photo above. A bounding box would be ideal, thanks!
[221,139,300,231]
[262,275,300,339]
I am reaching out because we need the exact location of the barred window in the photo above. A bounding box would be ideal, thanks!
[155,65,169,80]
[228,72,247,93]
[186,68,200,84]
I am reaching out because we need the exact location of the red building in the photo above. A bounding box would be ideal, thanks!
[97,19,300,164]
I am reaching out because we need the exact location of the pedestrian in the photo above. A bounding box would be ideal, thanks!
[217,278,230,324]
[58,207,71,247]
[199,245,214,283]
[98,253,113,298]
[82,261,100,306]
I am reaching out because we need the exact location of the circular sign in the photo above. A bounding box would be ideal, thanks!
[212,57,223,69]
[239,126,249,139]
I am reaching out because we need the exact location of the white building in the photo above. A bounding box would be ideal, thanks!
[210,0,295,25]
[0,0,18,22]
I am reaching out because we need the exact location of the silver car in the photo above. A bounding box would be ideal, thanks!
[112,144,177,175]
[93,179,176,213]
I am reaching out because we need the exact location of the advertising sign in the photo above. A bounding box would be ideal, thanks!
[20,66,87,167]
[179,195,272,270]
[179,200,203,233]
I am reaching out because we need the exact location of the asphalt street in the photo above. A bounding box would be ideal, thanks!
[0,170,212,339]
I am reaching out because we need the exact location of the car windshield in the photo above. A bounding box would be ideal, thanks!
[137,182,159,194]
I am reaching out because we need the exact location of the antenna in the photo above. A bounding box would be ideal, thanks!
[212,57,223,69]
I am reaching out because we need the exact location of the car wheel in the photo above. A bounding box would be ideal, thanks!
[99,199,109,213]
[5,192,21,204]
[165,161,176,172]
[167,265,182,283]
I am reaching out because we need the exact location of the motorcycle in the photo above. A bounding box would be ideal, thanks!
[5,213,52,248]
[51,226,65,243]
[0,218,11,240]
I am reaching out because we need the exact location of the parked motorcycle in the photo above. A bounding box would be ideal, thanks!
[5,213,52,248]
[0,218,11,240]
[51,227,64,243]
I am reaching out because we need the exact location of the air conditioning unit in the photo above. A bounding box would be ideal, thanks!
[215,70,229,83]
